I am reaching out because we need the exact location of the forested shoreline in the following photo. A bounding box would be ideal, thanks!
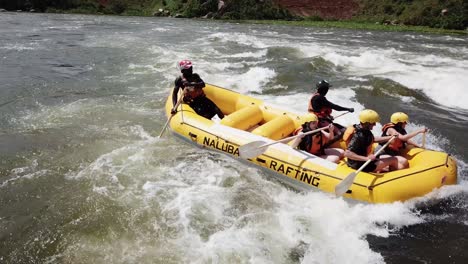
[1,0,467,30]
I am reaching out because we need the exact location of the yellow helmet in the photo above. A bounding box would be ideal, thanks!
[359,109,380,124]
[301,113,318,123]
[308,113,318,122]
[391,112,409,124]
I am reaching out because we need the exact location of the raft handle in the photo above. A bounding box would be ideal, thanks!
[189,132,197,141]
[445,154,451,167]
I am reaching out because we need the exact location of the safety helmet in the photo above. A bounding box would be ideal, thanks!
[308,113,318,122]
[177,60,193,71]
[391,112,409,124]
[359,109,380,124]
[316,80,332,94]
[316,80,332,89]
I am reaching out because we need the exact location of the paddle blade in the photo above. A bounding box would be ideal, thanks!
[239,140,268,159]
[335,172,357,197]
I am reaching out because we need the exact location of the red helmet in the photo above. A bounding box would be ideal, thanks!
[177,60,193,71]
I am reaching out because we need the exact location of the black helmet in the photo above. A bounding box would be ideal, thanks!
[316,80,332,89]
[316,80,332,94]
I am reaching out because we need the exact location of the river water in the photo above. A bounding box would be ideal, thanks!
[1,12,467,264]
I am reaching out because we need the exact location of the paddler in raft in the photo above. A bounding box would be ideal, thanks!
[343,109,404,173]
[376,112,429,169]
[308,80,354,145]
[171,60,224,120]
[291,114,345,163]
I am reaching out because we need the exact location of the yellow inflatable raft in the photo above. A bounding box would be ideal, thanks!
[164,84,457,203]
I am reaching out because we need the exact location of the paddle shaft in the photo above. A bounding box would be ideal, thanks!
[242,111,350,156]
[259,126,329,149]
[357,135,398,172]
[257,111,351,148]
[332,111,350,120]
[335,135,397,196]
[158,95,184,138]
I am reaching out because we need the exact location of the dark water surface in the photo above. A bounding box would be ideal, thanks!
[1,12,467,263]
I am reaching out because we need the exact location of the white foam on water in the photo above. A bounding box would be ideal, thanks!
[322,48,468,110]
[16,18,463,263]
[1,43,42,51]
[148,163,432,264]
[210,67,277,94]
[1,160,49,188]
[207,32,269,49]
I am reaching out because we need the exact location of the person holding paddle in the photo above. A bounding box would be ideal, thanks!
[308,80,354,146]
[377,112,429,169]
[343,109,401,173]
[171,60,224,119]
[291,114,344,163]
[308,80,354,128]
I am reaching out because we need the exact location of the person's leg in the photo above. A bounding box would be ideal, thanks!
[324,148,344,159]
[375,156,399,172]
[321,154,340,163]
[201,97,224,119]
[190,97,218,119]
[395,155,409,169]
[377,150,408,170]
[189,99,210,119]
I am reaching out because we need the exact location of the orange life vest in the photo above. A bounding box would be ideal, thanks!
[308,93,332,119]
[293,123,327,155]
[381,123,406,152]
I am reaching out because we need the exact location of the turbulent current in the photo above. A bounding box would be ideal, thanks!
[0,12,467,263]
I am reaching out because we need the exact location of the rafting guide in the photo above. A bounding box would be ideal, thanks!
[171,60,224,120]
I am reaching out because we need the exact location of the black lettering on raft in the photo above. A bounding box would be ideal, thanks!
[203,137,239,156]
[270,160,320,187]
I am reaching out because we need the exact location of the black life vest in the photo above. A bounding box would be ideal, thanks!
[343,124,374,156]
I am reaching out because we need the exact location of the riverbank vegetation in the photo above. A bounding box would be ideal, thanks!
[246,19,466,35]
[2,0,467,32]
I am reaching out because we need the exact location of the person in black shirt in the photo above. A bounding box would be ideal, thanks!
[171,60,224,119]
[343,109,400,173]
[308,80,354,145]
[308,80,354,123]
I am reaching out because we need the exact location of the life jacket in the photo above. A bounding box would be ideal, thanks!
[181,76,204,101]
[293,122,325,155]
[380,123,407,152]
[343,125,373,155]
[308,93,332,119]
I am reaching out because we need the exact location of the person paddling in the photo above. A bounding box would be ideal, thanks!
[377,112,428,169]
[343,109,402,173]
[171,60,224,119]
[291,114,344,163]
